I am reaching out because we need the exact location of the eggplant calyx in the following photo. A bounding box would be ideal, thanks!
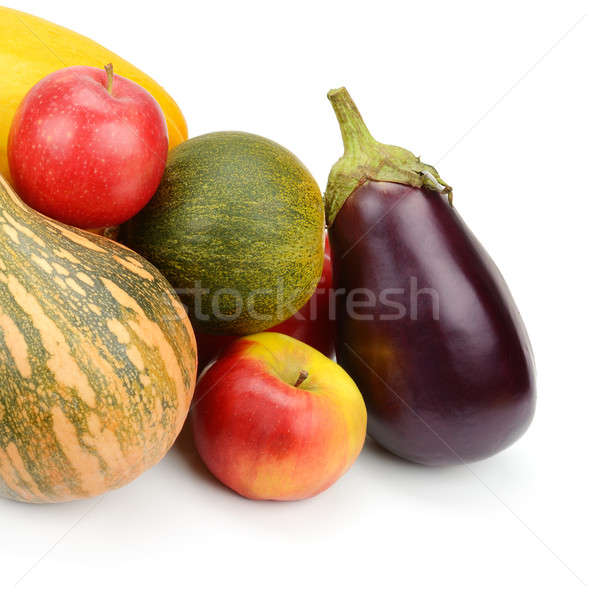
[324,87,453,226]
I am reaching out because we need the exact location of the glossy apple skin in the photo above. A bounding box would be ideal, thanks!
[194,235,334,371]
[8,65,168,228]
[331,180,535,466]
[192,332,366,500]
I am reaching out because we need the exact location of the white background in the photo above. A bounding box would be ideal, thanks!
[1,1,598,598]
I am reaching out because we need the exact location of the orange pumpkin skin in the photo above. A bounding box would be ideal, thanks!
[0,175,197,503]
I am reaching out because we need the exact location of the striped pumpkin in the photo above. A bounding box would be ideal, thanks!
[0,175,197,503]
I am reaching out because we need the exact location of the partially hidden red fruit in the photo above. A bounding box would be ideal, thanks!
[192,332,366,501]
[8,65,168,228]
[195,235,334,371]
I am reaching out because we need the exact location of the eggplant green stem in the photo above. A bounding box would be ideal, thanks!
[324,87,453,226]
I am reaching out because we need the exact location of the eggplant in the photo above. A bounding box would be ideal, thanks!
[325,88,535,465]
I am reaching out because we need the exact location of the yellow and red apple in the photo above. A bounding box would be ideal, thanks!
[191,332,366,501]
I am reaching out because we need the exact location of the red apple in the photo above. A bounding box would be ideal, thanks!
[192,332,366,500]
[194,234,334,371]
[270,234,334,349]
[8,64,168,228]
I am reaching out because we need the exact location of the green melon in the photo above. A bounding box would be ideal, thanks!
[119,132,325,336]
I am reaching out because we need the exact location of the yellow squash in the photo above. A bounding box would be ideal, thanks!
[0,7,188,180]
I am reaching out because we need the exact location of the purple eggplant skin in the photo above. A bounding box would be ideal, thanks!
[331,180,536,466]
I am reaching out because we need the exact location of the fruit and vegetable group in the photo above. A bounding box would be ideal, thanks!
[119,132,325,335]
[0,7,187,181]
[0,5,536,505]
[325,88,535,465]
[8,64,168,228]
[192,332,366,500]
[0,175,197,502]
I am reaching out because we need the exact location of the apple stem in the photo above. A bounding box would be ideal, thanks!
[104,63,114,95]
[294,370,309,387]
